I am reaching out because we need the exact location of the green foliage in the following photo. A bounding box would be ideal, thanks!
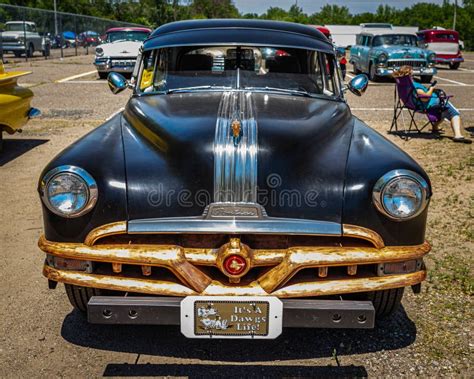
[2,1,474,49]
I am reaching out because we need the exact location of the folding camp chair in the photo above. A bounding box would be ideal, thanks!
[389,75,451,140]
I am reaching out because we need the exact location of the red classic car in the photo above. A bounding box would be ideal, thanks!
[417,29,464,70]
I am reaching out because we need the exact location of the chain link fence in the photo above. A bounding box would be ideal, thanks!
[0,4,147,62]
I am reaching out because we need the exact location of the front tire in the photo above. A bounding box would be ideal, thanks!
[420,75,433,83]
[369,63,379,82]
[449,62,460,70]
[65,284,102,312]
[366,287,405,319]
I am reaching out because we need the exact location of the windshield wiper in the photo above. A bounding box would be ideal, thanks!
[165,85,232,94]
[244,86,315,98]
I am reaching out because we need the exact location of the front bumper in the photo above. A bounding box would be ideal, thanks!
[87,296,376,329]
[1,43,26,52]
[94,57,136,73]
[435,57,464,63]
[377,66,437,76]
[40,221,430,298]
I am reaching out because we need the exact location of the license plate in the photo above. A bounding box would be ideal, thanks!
[180,296,283,339]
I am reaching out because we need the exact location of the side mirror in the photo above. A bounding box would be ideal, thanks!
[347,74,368,96]
[108,72,129,94]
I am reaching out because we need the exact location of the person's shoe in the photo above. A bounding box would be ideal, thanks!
[453,137,472,144]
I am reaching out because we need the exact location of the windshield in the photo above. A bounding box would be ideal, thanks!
[373,34,418,47]
[6,23,33,32]
[107,31,149,43]
[137,45,341,99]
[432,33,457,41]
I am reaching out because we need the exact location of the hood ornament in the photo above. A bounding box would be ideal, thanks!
[231,119,242,146]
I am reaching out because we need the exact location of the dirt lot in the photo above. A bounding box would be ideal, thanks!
[0,53,473,377]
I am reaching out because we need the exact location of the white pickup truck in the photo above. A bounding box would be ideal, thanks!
[1,21,50,57]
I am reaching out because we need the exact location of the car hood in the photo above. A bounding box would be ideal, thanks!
[379,46,430,59]
[121,91,354,223]
[1,31,23,39]
[97,40,142,57]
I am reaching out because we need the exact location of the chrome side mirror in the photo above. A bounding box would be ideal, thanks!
[108,72,129,94]
[347,74,368,96]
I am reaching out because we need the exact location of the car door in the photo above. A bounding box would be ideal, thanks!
[359,35,372,73]
[28,24,42,51]
[350,34,363,70]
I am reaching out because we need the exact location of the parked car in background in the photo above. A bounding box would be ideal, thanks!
[350,30,437,82]
[0,62,40,151]
[417,29,463,70]
[77,31,100,47]
[94,27,151,79]
[1,21,50,57]
[313,25,347,79]
[38,19,431,338]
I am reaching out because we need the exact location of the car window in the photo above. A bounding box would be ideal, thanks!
[434,33,457,41]
[373,34,418,47]
[6,23,24,32]
[107,31,149,43]
[137,45,341,99]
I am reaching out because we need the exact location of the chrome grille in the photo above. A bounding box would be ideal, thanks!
[1,36,21,43]
[388,60,426,68]
[111,59,136,67]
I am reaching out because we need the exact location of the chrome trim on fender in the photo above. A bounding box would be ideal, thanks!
[372,169,430,221]
[39,165,98,218]
[214,91,258,203]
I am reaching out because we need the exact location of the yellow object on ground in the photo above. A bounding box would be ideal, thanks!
[0,61,39,150]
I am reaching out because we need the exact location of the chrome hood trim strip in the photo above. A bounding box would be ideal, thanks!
[214,91,258,203]
[128,217,341,236]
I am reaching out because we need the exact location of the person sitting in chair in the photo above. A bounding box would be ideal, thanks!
[393,65,471,144]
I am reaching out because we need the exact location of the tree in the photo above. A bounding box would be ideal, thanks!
[309,5,351,25]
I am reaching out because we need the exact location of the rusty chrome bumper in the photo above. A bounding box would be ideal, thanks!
[44,265,426,297]
[39,222,430,298]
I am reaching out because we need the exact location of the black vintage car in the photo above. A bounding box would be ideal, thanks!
[38,19,431,339]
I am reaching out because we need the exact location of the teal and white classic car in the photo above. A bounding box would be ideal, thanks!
[350,30,437,82]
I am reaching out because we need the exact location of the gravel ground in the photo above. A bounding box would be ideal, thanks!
[0,53,472,377]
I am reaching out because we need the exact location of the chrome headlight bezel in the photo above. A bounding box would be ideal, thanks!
[39,165,98,218]
[373,169,430,221]
[95,47,104,57]
[376,53,388,65]
[427,52,436,63]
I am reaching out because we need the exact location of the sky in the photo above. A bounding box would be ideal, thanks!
[233,0,448,15]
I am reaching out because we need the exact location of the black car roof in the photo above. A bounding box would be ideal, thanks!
[144,19,334,53]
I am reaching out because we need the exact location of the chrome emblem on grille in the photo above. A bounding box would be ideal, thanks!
[231,119,242,146]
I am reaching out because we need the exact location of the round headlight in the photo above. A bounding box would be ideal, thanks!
[40,166,98,218]
[427,53,436,63]
[377,53,388,63]
[373,170,429,221]
[95,47,104,56]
